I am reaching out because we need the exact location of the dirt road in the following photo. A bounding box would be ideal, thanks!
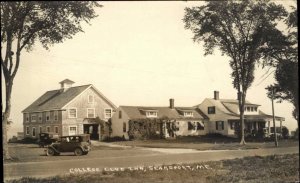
[4,146,299,181]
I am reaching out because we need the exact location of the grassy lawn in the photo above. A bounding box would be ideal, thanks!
[112,136,299,150]
[7,153,299,183]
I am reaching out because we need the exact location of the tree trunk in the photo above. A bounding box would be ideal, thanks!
[239,92,246,145]
[3,80,13,160]
[239,111,246,145]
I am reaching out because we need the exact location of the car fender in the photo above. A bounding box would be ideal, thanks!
[47,145,60,154]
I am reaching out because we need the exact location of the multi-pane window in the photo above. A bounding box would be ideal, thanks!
[46,112,50,121]
[25,114,29,122]
[38,113,42,121]
[88,95,94,103]
[31,114,37,122]
[68,108,77,118]
[105,109,112,118]
[216,121,224,130]
[208,106,215,114]
[32,127,36,137]
[55,126,59,134]
[54,111,58,121]
[87,108,95,118]
[46,126,50,132]
[26,126,30,135]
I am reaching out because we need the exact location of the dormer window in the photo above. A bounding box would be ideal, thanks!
[184,112,193,117]
[208,106,215,114]
[146,111,158,118]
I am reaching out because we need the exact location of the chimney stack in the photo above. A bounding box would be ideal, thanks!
[169,98,175,109]
[214,91,219,100]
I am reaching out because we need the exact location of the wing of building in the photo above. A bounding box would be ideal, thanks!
[195,91,285,137]
[22,79,116,140]
[111,99,208,140]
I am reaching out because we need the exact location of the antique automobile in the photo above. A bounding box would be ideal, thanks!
[38,132,59,147]
[46,134,91,156]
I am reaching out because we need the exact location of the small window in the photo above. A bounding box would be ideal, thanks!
[46,111,50,121]
[247,107,250,111]
[25,114,29,122]
[208,106,215,114]
[38,113,42,121]
[54,111,58,121]
[216,121,224,130]
[105,109,112,118]
[46,126,51,132]
[26,126,30,135]
[250,107,254,112]
[55,126,59,134]
[88,95,94,103]
[69,108,77,118]
[39,126,42,133]
[119,111,122,119]
[123,122,126,132]
[254,107,257,112]
[87,108,95,118]
[32,127,36,137]
[31,115,37,122]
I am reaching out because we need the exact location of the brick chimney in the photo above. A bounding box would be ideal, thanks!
[214,91,219,100]
[59,79,75,92]
[169,98,175,109]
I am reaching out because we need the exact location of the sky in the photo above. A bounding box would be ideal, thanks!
[2,1,298,138]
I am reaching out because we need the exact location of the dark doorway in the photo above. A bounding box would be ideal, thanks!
[84,124,99,140]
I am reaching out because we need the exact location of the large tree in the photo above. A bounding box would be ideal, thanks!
[183,0,287,144]
[263,7,298,129]
[1,1,100,159]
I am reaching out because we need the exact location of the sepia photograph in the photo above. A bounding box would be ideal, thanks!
[2,1,299,182]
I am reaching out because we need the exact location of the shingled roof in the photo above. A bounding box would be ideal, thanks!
[22,85,91,113]
[120,106,208,120]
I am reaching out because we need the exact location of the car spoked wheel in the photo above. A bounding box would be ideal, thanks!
[47,148,55,156]
[74,148,83,156]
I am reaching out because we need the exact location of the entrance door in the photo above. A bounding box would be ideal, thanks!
[69,126,77,136]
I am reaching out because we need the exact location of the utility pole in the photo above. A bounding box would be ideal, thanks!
[271,86,278,147]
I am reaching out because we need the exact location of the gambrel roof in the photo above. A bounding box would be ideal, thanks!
[22,84,116,113]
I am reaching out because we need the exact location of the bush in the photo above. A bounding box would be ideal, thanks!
[281,126,289,139]
[102,136,126,142]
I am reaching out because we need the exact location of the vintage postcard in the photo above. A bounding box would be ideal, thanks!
[2,1,298,182]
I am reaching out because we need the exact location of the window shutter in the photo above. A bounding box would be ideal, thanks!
[222,121,224,130]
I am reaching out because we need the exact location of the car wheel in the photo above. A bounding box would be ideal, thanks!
[83,152,88,155]
[74,148,83,156]
[47,148,55,156]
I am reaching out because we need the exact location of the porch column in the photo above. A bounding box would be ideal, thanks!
[255,121,258,130]
[280,120,282,133]
[268,121,271,133]
[98,125,101,141]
